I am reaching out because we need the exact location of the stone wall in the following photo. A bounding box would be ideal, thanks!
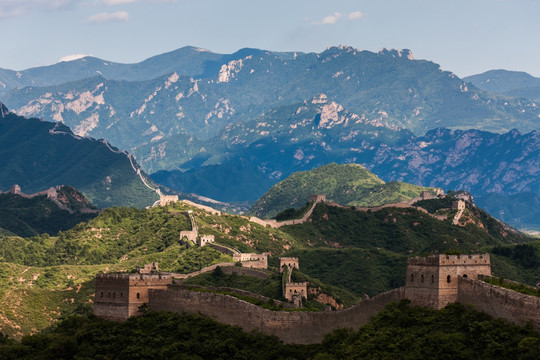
[233,253,268,269]
[148,286,407,344]
[457,277,540,331]
[159,195,179,206]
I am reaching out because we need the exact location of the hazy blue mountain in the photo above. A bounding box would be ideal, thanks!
[2,46,539,165]
[0,47,284,95]
[464,69,540,101]
[476,192,540,231]
[464,69,540,93]
[0,103,158,208]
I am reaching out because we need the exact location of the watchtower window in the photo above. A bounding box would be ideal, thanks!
[113,292,115,299]
[421,274,424,283]
[410,274,414,282]
[447,275,451,283]
[431,275,434,283]
[137,293,140,299]
[100,292,103,297]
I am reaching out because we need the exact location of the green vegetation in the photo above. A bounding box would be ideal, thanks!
[483,277,540,297]
[273,201,313,221]
[488,242,540,286]
[1,301,539,359]
[0,190,97,237]
[281,248,406,297]
[0,112,158,208]
[250,163,435,219]
[318,300,540,360]
[281,203,524,254]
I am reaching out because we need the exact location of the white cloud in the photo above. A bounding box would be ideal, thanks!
[102,0,137,5]
[0,0,72,18]
[59,54,92,62]
[313,10,364,25]
[322,12,342,25]
[85,11,130,24]
[348,11,364,20]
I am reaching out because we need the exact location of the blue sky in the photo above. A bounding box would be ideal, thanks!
[1,0,539,77]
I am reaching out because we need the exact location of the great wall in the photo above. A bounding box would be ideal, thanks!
[93,193,540,344]
[94,253,540,344]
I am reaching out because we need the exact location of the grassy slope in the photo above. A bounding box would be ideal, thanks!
[250,163,434,219]
[0,201,299,337]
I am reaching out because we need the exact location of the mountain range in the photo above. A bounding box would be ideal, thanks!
[0,46,539,229]
[152,96,539,229]
[1,46,539,159]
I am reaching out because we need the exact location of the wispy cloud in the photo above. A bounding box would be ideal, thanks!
[102,0,137,5]
[85,11,130,23]
[59,54,92,62]
[0,0,72,18]
[313,10,364,25]
[347,11,364,20]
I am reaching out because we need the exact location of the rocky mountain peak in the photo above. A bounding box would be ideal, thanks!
[311,93,329,104]
[378,48,414,60]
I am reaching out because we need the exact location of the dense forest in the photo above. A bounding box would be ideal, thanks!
[1,300,539,359]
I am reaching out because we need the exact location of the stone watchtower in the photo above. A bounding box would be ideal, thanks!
[279,257,300,273]
[405,254,491,309]
[94,271,172,321]
[309,194,326,203]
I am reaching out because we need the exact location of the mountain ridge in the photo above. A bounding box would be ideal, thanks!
[0,102,159,208]
[2,46,538,157]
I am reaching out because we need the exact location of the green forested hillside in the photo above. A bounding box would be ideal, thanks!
[0,198,537,339]
[250,163,434,219]
[0,187,98,237]
[0,106,158,208]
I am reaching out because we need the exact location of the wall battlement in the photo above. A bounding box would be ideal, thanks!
[407,254,489,266]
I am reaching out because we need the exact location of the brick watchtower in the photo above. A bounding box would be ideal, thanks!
[94,272,172,321]
[404,254,491,309]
